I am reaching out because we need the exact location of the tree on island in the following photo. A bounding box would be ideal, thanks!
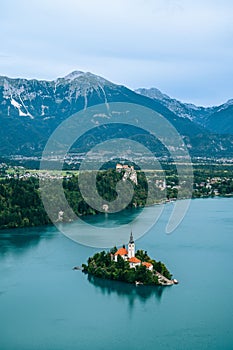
[82,248,172,286]
[135,249,151,262]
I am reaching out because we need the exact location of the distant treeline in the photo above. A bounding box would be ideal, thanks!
[0,166,233,230]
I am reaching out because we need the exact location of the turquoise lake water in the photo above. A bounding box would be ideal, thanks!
[0,197,233,350]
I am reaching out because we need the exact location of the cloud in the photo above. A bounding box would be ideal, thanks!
[0,0,233,105]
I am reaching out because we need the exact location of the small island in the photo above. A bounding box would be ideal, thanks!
[82,232,177,286]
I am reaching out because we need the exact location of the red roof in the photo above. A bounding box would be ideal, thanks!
[114,247,128,256]
[128,257,141,263]
[142,262,153,268]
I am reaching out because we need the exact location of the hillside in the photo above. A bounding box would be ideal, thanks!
[136,87,233,136]
[0,72,232,158]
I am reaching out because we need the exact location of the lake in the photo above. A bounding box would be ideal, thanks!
[0,197,233,350]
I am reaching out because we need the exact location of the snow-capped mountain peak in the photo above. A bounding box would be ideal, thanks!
[0,71,232,157]
[63,71,85,81]
[135,87,213,122]
[58,71,111,86]
[225,99,233,107]
[135,87,169,101]
[0,71,122,123]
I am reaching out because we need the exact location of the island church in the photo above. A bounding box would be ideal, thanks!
[113,232,153,271]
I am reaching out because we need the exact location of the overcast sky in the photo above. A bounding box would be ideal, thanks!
[1,0,233,106]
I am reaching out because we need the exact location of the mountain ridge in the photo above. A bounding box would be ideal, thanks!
[0,71,233,158]
[135,87,233,134]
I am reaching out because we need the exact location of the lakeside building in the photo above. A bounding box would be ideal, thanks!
[113,232,153,271]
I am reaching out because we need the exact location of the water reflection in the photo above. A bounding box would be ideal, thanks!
[0,226,57,256]
[80,207,144,227]
[87,274,165,310]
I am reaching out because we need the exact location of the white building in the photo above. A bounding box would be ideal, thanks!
[114,232,153,270]
[128,256,141,268]
[128,231,135,258]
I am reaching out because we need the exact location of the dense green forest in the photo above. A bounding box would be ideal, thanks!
[0,169,149,229]
[0,177,50,229]
[0,166,233,230]
[82,249,172,285]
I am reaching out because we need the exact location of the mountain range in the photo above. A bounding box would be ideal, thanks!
[136,88,233,134]
[0,71,233,159]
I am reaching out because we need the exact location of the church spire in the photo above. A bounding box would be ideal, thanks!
[129,230,134,244]
[128,230,135,258]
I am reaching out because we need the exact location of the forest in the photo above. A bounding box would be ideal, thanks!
[0,169,149,229]
[0,165,233,230]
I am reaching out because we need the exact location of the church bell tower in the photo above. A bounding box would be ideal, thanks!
[128,231,135,258]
